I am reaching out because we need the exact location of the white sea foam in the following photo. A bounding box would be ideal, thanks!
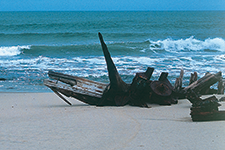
[0,45,30,56]
[74,57,106,64]
[1,40,225,82]
[149,37,225,52]
[215,54,225,61]
[0,55,216,78]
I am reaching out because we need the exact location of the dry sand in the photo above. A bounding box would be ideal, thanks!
[1,93,225,150]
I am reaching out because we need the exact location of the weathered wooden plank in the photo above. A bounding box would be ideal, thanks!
[183,72,222,94]
[135,67,154,80]
[174,69,184,92]
[190,95,225,121]
[44,79,104,98]
[158,72,168,81]
[48,70,107,87]
[51,88,72,105]
[191,111,225,121]
[189,72,197,85]
[44,79,103,105]
[48,71,107,95]
[158,72,174,92]
[217,79,224,94]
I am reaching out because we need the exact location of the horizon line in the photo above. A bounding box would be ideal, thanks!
[1,10,225,12]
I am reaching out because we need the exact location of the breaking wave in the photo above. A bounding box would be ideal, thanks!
[0,45,30,56]
[1,37,225,57]
[148,37,225,52]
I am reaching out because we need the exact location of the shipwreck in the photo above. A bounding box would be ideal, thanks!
[44,32,225,121]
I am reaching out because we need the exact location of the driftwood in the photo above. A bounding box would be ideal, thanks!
[44,32,225,121]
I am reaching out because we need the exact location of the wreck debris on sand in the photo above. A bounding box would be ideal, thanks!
[44,32,225,121]
[44,33,177,107]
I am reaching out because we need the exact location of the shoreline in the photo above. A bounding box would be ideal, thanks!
[1,92,225,149]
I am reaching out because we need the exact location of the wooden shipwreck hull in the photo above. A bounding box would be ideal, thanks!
[44,32,225,121]
[44,71,107,105]
[44,32,177,107]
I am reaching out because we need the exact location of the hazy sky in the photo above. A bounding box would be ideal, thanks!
[0,0,224,11]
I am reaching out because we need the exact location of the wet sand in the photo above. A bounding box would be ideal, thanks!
[1,93,225,149]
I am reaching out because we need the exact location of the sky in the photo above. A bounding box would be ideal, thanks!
[0,0,225,11]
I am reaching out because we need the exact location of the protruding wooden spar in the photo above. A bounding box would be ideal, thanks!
[51,88,72,105]
[98,32,128,91]
[97,32,129,106]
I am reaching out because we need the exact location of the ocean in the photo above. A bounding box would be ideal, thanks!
[0,11,225,92]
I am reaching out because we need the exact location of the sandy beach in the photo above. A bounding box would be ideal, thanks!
[1,92,225,150]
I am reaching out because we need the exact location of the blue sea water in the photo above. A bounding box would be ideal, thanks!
[0,11,225,92]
